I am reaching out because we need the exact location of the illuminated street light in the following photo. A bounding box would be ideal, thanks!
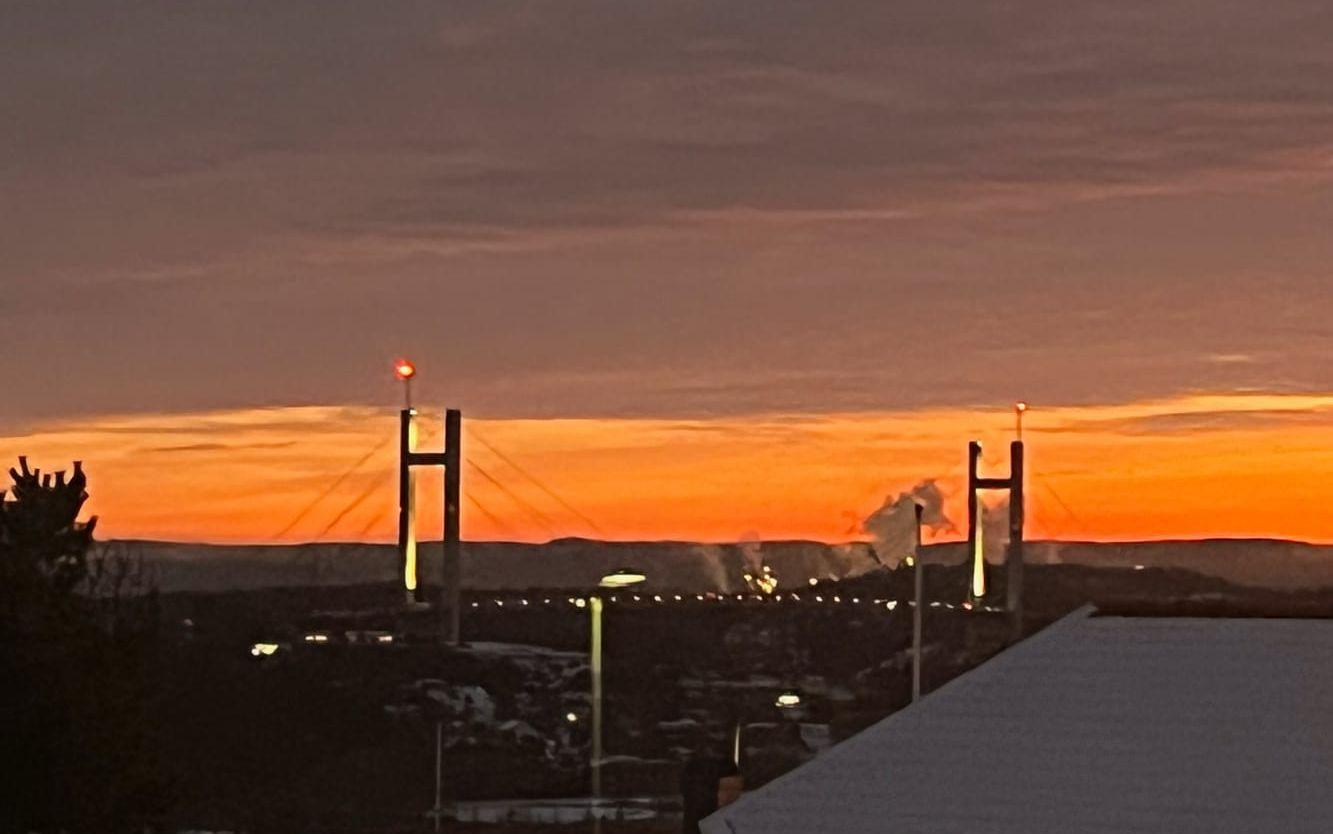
[734,688,805,778]
[1015,401,1028,441]
[591,568,647,829]
[598,568,647,589]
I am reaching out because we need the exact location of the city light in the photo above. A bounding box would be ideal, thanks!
[394,359,417,380]
[775,691,802,709]
[250,642,280,657]
[455,582,1008,614]
[599,568,647,588]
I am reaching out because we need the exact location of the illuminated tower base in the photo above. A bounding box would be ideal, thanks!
[966,440,1025,634]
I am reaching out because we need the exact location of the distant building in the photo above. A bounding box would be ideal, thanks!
[702,606,1333,834]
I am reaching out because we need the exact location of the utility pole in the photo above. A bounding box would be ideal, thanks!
[912,502,924,703]
[590,593,605,833]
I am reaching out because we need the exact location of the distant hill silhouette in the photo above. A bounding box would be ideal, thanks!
[116,537,1333,593]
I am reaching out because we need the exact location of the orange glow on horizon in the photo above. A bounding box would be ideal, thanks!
[2,392,1332,547]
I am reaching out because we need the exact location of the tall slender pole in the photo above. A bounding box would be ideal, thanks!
[589,594,604,829]
[735,714,746,767]
[912,503,924,703]
[967,441,985,602]
[442,409,462,645]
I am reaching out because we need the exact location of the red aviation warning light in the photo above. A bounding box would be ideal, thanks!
[394,359,417,410]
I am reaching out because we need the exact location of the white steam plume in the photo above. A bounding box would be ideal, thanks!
[861,480,956,567]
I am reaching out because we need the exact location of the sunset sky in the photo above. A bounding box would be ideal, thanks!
[3,3,1331,544]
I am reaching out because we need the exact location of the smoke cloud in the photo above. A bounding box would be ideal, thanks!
[738,530,764,577]
[692,543,733,592]
[861,480,956,566]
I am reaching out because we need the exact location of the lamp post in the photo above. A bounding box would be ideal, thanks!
[727,688,802,806]
[590,568,646,829]
[911,503,924,702]
[1015,400,1028,442]
[734,690,803,764]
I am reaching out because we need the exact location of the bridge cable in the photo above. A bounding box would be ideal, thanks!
[466,429,605,536]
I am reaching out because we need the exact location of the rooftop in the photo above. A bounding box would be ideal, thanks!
[703,606,1333,834]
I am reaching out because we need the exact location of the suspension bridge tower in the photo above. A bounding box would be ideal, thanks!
[394,359,463,645]
[965,438,1025,637]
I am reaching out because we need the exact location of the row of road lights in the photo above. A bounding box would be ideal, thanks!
[429,525,931,827]
[428,560,921,827]
[638,500,934,791]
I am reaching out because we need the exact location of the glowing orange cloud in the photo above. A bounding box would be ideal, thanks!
[2,393,1331,545]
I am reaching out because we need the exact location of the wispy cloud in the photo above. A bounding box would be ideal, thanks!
[1,1,1331,426]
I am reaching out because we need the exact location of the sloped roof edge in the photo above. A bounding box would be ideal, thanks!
[699,604,1099,834]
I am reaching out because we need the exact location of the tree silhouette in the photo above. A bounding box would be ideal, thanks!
[1,457,165,833]
[0,457,97,624]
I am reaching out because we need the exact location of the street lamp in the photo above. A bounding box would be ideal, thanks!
[598,568,646,589]
[732,688,805,779]
[1015,400,1028,441]
[912,503,925,702]
[590,568,646,825]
